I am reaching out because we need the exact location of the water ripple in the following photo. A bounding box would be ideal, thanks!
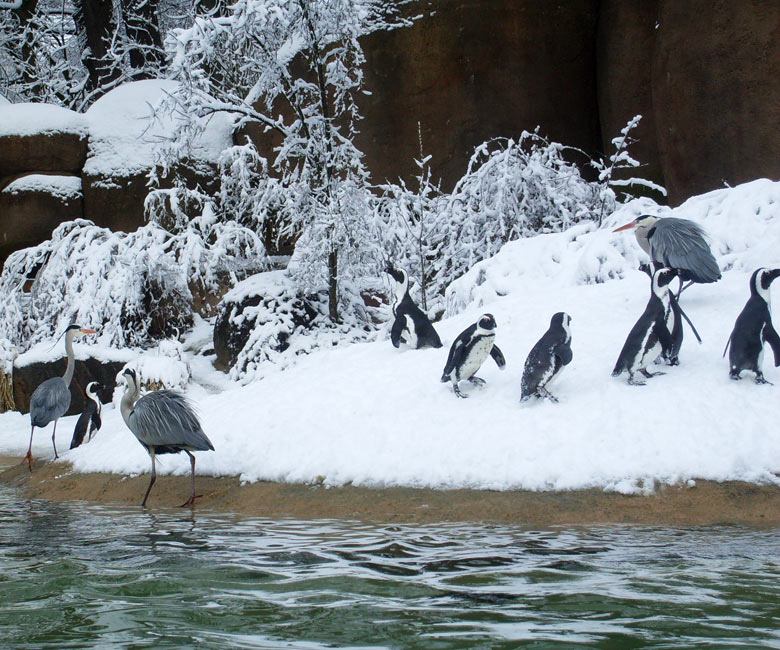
[2,487,780,648]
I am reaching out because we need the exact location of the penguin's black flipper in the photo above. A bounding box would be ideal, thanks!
[723,332,733,358]
[655,318,674,354]
[490,345,506,369]
[441,340,465,381]
[555,343,573,366]
[91,409,102,435]
[763,322,780,366]
[389,316,404,348]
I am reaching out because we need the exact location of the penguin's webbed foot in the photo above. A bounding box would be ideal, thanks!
[453,384,468,398]
[755,374,773,385]
[468,376,486,387]
[627,375,646,386]
[665,356,680,366]
[640,369,665,379]
[729,370,742,381]
[538,387,559,403]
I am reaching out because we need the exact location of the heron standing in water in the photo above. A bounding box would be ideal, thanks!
[120,368,214,507]
[25,324,96,470]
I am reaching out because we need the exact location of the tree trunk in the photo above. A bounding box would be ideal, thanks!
[328,249,339,323]
[72,0,121,97]
[121,0,164,78]
[14,0,39,97]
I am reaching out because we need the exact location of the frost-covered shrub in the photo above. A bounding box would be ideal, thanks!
[214,271,372,384]
[0,216,265,352]
[375,131,611,317]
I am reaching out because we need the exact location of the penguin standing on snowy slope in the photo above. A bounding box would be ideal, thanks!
[69,382,103,449]
[612,268,677,385]
[724,267,780,383]
[385,263,442,349]
[441,313,506,398]
[520,312,572,403]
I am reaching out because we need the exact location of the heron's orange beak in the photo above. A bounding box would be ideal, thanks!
[80,328,97,335]
[613,221,637,233]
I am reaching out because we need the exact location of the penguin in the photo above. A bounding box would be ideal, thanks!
[69,382,103,449]
[385,263,442,349]
[441,313,506,398]
[520,312,572,403]
[612,268,677,385]
[662,292,683,366]
[723,267,780,384]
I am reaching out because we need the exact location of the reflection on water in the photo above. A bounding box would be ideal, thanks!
[2,485,780,649]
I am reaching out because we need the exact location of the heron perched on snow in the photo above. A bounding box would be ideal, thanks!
[613,215,721,290]
[25,324,96,470]
[120,368,214,507]
[69,382,103,449]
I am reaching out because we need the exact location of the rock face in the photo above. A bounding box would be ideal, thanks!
[358,0,601,191]
[12,358,125,416]
[650,0,780,203]
[0,174,83,260]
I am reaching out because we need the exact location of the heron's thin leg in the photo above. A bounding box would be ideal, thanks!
[21,426,35,471]
[51,421,58,459]
[141,452,157,507]
[179,451,202,508]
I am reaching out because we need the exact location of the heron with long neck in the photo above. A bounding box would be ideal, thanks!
[25,324,96,470]
[614,215,721,290]
[120,368,214,507]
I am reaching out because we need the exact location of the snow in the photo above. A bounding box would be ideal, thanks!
[0,102,88,138]
[2,179,780,496]
[2,174,82,199]
[84,79,234,178]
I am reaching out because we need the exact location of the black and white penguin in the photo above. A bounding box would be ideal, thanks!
[724,267,780,384]
[662,292,683,365]
[385,263,442,349]
[69,382,103,449]
[441,313,506,398]
[612,268,677,385]
[520,312,572,403]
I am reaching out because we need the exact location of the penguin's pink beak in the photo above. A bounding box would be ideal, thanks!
[613,221,637,233]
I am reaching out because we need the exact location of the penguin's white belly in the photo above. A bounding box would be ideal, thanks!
[634,338,661,372]
[457,337,494,380]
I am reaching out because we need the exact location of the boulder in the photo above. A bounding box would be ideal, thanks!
[0,103,88,176]
[83,79,234,232]
[13,358,125,416]
[0,174,83,262]
[213,271,323,373]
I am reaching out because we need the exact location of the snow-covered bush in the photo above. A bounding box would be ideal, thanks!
[0,216,265,352]
[375,131,611,317]
[214,271,372,384]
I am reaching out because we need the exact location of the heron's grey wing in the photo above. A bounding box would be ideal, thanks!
[650,219,721,283]
[30,377,71,426]
[129,391,214,451]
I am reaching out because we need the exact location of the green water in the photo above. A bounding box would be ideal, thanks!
[2,486,780,649]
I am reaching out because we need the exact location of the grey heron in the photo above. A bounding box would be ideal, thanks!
[24,324,96,470]
[613,215,721,289]
[69,382,103,449]
[120,368,214,507]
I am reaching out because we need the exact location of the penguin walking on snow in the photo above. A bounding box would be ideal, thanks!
[385,263,442,349]
[724,267,780,384]
[612,268,677,385]
[521,312,572,403]
[441,313,506,398]
[69,382,103,449]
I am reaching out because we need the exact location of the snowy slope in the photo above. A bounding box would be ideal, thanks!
[1,179,780,495]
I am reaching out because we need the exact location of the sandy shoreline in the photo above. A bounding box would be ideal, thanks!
[2,455,780,526]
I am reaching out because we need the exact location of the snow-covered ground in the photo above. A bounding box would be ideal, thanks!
[1,179,780,495]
